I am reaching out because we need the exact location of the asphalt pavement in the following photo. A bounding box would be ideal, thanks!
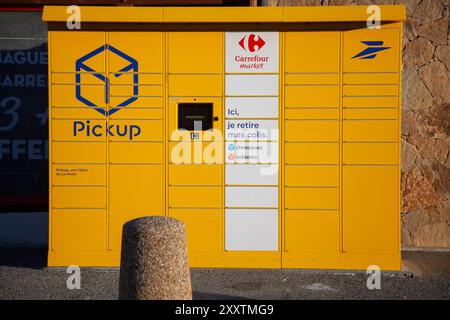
[0,249,448,300]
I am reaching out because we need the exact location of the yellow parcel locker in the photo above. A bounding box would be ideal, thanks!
[168,32,223,74]
[50,31,106,73]
[109,165,164,251]
[44,5,404,270]
[169,209,223,253]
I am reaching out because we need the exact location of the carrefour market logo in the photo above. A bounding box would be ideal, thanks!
[235,33,269,71]
[75,44,138,116]
[239,34,265,53]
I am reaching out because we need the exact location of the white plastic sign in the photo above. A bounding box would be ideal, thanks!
[226,32,279,73]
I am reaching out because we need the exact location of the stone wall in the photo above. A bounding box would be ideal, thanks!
[269,0,450,248]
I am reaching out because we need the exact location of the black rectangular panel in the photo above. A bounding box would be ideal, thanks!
[178,103,213,131]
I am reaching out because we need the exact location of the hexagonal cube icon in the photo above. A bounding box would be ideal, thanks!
[75,44,138,116]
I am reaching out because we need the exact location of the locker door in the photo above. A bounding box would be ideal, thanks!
[283,31,341,268]
[49,31,108,256]
[109,165,164,251]
[50,31,106,73]
[343,27,400,73]
[343,166,399,254]
[341,24,401,263]
[108,32,164,110]
[167,31,224,264]
[106,32,165,253]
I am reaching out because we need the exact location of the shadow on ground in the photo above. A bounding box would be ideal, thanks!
[0,248,47,270]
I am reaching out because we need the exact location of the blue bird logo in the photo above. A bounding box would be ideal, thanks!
[352,41,391,60]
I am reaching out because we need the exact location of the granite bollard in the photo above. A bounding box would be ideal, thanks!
[118,216,192,300]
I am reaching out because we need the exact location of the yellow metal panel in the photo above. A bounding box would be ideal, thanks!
[168,32,222,73]
[283,5,405,23]
[48,251,119,267]
[285,143,339,165]
[110,96,163,108]
[52,164,106,186]
[343,85,398,97]
[44,6,163,23]
[343,108,398,120]
[108,108,162,120]
[169,164,222,186]
[168,75,222,97]
[285,73,339,85]
[51,72,105,85]
[285,165,339,187]
[43,6,405,23]
[164,7,283,23]
[52,84,106,108]
[337,253,401,271]
[285,85,339,108]
[109,73,162,85]
[108,32,163,73]
[108,120,162,142]
[51,107,105,119]
[343,166,398,254]
[285,108,339,120]
[50,31,105,72]
[282,252,400,270]
[285,211,339,252]
[344,28,401,73]
[344,143,398,165]
[285,120,339,142]
[170,131,225,143]
[343,120,398,142]
[285,188,339,210]
[52,119,106,141]
[109,165,164,250]
[109,84,162,97]
[285,32,340,73]
[343,96,399,108]
[343,73,398,85]
[51,210,106,251]
[109,142,163,164]
[189,251,280,268]
[169,141,224,164]
[52,142,106,163]
[169,186,222,208]
[169,210,222,252]
[52,186,106,208]
[282,252,340,269]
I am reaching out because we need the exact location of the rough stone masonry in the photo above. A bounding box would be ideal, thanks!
[269,0,450,248]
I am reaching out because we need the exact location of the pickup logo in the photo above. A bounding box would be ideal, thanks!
[73,120,141,141]
[352,41,390,60]
[75,45,138,116]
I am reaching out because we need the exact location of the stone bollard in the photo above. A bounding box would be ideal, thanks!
[118,216,192,300]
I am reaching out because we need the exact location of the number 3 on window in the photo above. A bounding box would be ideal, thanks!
[0,97,21,132]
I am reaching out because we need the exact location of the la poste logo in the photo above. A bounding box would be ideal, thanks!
[226,32,279,73]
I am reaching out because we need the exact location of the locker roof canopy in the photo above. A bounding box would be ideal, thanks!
[43,5,406,24]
